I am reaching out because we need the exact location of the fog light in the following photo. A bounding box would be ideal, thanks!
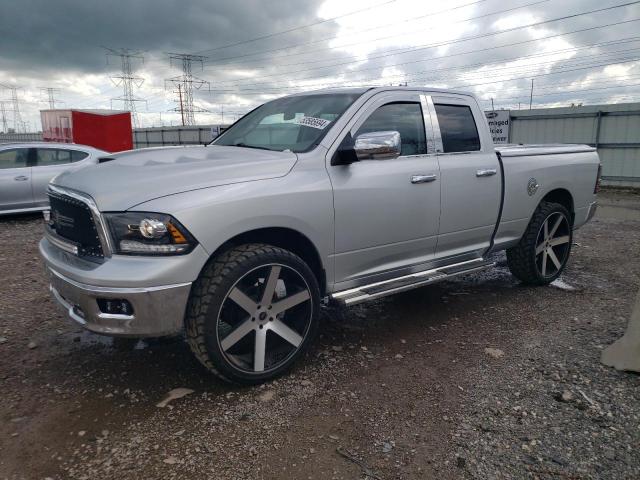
[97,298,134,316]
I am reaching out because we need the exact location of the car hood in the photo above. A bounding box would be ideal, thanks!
[52,145,298,211]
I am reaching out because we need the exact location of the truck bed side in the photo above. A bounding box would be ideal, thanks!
[491,144,600,252]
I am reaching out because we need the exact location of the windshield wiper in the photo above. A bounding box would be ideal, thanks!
[232,142,276,151]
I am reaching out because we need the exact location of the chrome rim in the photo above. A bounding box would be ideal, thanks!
[535,212,571,278]
[216,263,313,374]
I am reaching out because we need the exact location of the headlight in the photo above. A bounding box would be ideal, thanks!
[104,212,197,255]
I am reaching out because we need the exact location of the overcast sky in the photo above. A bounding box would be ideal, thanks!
[0,0,639,130]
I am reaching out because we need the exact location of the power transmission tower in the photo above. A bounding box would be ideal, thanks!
[40,87,62,109]
[105,47,147,127]
[0,85,24,133]
[165,53,210,125]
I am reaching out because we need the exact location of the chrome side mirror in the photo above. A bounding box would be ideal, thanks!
[354,131,401,160]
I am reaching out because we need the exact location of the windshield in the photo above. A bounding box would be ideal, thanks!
[212,93,363,153]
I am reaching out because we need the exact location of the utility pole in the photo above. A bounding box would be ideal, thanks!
[40,87,62,109]
[105,47,147,128]
[177,84,185,126]
[491,98,495,111]
[165,53,210,125]
[529,79,534,110]
[0,101,9,133]
[221,105,224,124]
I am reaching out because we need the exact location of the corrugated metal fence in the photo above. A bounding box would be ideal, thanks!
[0,125,226,148]
[133,125,226,148]
[509,103,640,187]
[0,132,43,142]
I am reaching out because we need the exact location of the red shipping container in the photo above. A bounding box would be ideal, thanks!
[41,109,133,153]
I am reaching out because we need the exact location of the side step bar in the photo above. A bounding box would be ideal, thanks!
[331,258,495,306]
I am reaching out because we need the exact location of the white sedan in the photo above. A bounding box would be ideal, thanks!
[0,142,108,215]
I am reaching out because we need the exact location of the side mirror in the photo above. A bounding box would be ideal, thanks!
[354,131,401,161]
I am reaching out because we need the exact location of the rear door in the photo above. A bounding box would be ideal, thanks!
[0,147,34,212]
[431,95,501,258]
[31,147,90,207]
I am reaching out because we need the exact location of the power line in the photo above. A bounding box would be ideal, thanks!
[202,32,640,94]
[105,47,147,127]
[202,0,494,66]
[191,0,399,55]
[165,53,211,125]
[209,2,640,87]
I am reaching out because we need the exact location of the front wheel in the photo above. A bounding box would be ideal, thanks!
[507,201,573,285]
[185,244,320,384]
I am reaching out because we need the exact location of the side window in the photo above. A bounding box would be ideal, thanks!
[35,148,73,166]
[434,104,481,153]
[0,148,29,170]
[355,102,427,156]
[71,150,89,162]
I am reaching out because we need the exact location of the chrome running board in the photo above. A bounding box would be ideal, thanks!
[331,258,495,306]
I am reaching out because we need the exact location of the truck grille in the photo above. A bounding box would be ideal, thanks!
[48,191,104,259]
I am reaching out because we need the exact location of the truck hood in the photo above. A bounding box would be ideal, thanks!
[52,145,298,211]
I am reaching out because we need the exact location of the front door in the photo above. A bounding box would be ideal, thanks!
[0,147,34,212]
[327,91,441,289]
[431,96,502,258]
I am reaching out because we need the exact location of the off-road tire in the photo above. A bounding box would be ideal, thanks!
[185,243,320,384]
[506,201,572,285]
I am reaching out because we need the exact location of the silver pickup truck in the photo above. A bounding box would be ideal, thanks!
[40,87,600,384]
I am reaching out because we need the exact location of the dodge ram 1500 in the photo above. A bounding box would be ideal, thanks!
[40,87,600,383]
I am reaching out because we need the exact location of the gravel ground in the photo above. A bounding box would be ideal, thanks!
[0,189,639,480]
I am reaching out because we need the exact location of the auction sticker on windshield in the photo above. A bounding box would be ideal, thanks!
[295,116,331,129]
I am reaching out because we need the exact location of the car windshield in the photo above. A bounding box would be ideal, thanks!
[212,93,363,153]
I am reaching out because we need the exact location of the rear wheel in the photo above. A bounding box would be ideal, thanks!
[185,244,320,384]
[507,201,572,285]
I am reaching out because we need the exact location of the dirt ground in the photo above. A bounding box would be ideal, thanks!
[1,189,639,480]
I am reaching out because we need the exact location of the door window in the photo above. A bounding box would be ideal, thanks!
[35,148,73,166]
[0,148,29,169]
[434,104,481,153]
[70,150,89,162]
[355,102,427,156]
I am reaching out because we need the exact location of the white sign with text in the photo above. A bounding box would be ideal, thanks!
[484,110,510,144]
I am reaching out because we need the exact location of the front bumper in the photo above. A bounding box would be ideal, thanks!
[40,237,209,337]
[47,266,191,337]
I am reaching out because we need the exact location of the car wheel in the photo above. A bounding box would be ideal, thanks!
[506,201,573,285]
[185,243,320,384]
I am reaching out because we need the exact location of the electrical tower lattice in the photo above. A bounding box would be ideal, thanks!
[165,53,210,126]
[105,47,147,128]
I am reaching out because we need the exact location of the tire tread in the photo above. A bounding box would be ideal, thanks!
[184,243,316,384]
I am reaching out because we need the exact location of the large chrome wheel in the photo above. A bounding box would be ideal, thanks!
[507,201,573,285]
[535,212,571,278]
[217,264,313,374]
[185,244,320,384]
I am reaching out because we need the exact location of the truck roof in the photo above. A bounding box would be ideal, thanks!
[289,86,475,98]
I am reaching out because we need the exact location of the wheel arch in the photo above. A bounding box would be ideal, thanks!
[204,227,326,296]
[541,188,574,223]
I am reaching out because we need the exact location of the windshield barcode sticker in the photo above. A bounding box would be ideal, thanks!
[295,116,331,129]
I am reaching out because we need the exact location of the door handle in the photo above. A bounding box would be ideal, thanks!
[14,175,29,181]
[411,174,437,184]
[476,169,497,177]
